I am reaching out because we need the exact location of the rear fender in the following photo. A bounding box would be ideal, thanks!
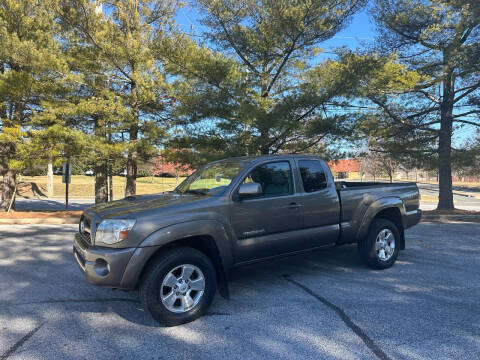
[356,197,405,244]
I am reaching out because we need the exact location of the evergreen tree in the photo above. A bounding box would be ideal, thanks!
[364,0,480,209]
[57,2,129,203]
[160,0,366,163]
[0,0,82,211]
[62,0,176,196]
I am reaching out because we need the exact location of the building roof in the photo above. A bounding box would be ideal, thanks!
[328,159,361,173]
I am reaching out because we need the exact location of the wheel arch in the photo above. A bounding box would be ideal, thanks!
[120,220,233,298]
[140,234,230,299]
[356,198,406,250]
[374,207,405,250]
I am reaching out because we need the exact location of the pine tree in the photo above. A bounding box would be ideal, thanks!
[56,2,129,203]
[62,0,175,196]
[159,0,366,162]
[0,0,79,211]
[365,0,480,209]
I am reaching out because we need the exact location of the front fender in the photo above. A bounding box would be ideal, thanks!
[355,197,405,242]
[119,220,234,289]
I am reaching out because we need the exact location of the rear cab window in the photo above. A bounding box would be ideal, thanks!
[298,160,327,193]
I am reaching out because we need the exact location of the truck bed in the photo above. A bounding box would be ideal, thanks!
[335,181,415,190]
[335,181,421,244]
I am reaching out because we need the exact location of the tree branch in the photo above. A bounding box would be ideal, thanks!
[453,81,480,104]
[217,18,259,76]
[454,119,480,127]
[452,110,480,118]
[416,89,441,104]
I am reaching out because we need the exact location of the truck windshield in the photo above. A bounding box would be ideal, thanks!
[174,160,247,196]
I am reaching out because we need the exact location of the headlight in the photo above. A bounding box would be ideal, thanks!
[95,219,136,245]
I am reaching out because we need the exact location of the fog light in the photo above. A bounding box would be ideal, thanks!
[93,258,110,276]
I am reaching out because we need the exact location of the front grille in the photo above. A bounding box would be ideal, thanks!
[80,231,92,245]
[79,215,92,245]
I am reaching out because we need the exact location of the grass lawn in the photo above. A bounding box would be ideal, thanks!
[18,175,186,199]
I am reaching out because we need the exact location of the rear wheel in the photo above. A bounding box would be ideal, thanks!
[358,218,400,269]
[140,247,216,326]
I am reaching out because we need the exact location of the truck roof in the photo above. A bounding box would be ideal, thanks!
[213,154,323,164]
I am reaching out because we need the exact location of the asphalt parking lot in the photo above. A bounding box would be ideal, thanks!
[1,222,479,360]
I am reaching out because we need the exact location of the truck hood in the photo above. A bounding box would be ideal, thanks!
[83,193,207,219]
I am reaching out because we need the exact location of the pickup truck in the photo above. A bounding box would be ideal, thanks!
[73,155,421,326]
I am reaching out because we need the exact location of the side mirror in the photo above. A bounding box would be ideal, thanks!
[238,182,263,198]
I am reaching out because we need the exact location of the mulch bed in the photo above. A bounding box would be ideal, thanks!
[0,210,82,219]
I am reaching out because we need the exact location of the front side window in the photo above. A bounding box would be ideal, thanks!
[175,160,247,196]
[299,160,327,192]
[242,161,293,197]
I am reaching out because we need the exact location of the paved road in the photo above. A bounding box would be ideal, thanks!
[15,198,93,211]
[1,223,479,360]
[418,182,480,194]
[418,183,480,202]
[417,183,480,211]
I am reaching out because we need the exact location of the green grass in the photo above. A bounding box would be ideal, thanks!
[18,175,186,199]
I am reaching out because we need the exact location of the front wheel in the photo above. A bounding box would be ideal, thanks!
[139,247,217,326]
[358,218,400,269]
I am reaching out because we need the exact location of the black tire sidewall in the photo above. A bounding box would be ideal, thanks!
[361,219,400,269]
[140,248,217,326]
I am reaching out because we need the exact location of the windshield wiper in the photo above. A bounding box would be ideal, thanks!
[181,189,208,195]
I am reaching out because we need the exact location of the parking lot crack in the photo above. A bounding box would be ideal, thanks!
[0,323,44,360]
[282,275,392,360]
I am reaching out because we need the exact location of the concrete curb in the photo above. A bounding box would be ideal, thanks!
[421,215,480,222]
[0,218,79,225]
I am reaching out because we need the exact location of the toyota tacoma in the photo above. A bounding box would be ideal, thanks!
[73,155,421,326]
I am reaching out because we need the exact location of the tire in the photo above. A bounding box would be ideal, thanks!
[358,218,400,270]
[139,247,217,326]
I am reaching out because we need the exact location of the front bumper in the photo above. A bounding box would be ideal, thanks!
[73,232,136,288]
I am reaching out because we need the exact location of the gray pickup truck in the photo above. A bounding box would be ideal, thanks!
[74,155,421,326]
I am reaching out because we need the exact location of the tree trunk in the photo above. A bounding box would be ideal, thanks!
[437,69,455,210]
[108,163,113,201]
[0,162,6,210]
[259,74,270,155]
[125,125,138,197]
[260,142,269,154]
[0,169,16,211]
[94,116,108,203]
[95,162,108,204]
[47,160,54,198]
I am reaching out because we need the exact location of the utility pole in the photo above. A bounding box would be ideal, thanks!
[62,157,72,210]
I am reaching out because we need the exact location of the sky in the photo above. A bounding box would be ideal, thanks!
[174,3,476,148]
[176,4,376,54]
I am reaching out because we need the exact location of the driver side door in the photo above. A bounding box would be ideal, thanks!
[230,160,305,263]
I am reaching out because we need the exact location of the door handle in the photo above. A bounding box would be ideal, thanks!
[288,202,303,210]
